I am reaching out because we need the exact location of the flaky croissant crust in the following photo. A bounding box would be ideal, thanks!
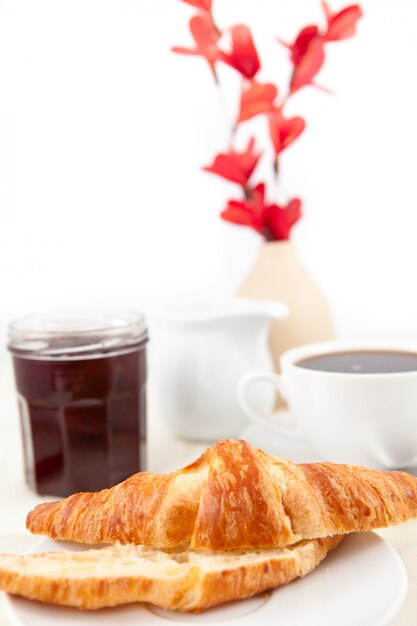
[27,439,417,551]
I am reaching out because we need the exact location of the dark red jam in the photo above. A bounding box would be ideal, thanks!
[9,313,147,497]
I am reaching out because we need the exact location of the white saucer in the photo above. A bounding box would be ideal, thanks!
[240,413,417,474]
[3,533,407,626]
[240,410,321,463]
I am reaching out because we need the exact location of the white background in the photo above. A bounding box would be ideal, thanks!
[0,0,416,353]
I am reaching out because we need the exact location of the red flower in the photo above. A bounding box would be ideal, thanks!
[290,36,324,92]
[268,108,305,155]
[237,81,278,123]
[203,138,260,186]
[278,26,325,93]
[220,25,260,79]
[221,184,266,233]
[322,2,363,41]
[172,13,221,79]
[221,183,301,241]
[180,0,212,11]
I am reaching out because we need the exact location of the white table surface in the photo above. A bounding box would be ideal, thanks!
[0,359,416,625]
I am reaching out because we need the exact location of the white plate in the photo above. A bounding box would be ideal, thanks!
[3,532,407,626]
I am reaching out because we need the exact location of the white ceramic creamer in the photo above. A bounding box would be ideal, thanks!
[147,299,288,441]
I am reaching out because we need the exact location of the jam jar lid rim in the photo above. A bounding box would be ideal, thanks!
[7,310,148,357]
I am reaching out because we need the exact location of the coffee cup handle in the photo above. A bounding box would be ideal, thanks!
[238,371,302,439]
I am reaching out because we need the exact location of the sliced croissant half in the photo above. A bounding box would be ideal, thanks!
[0,537,342,611]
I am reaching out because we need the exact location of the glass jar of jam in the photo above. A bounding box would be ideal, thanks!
[8,311,147,497]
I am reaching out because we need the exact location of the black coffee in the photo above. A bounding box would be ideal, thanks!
[296,350,417,374]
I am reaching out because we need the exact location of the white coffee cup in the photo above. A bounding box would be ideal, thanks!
[238,341,417,469]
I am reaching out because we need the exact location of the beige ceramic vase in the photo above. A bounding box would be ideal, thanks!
[237,240,335,374]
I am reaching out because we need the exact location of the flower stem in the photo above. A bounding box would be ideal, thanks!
[209,11,222,36]
[243,185,253,200]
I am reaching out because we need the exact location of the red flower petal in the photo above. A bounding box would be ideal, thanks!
[221,184,266,233]
[290,37,325,93]
[286,198,302,226]
[221,202,255,227]
[264,207,291,240]
[268,109,305,155]
[189,13,220,59]
[322,2,363,41]
[264,198,302,241]
[171,46,200,56]
[205,155,247,185]
[220,24,261,79]
[180,0,212,11]
[237,81,278,123]
[278,25,320,65]
[250,183,269,227]
[172,13,221,75]
[203,137,260,186]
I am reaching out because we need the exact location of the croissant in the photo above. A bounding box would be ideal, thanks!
[27,439,417,551]
[0,537,343,611]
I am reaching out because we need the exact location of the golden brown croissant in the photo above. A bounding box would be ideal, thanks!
[27,439,417,551]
